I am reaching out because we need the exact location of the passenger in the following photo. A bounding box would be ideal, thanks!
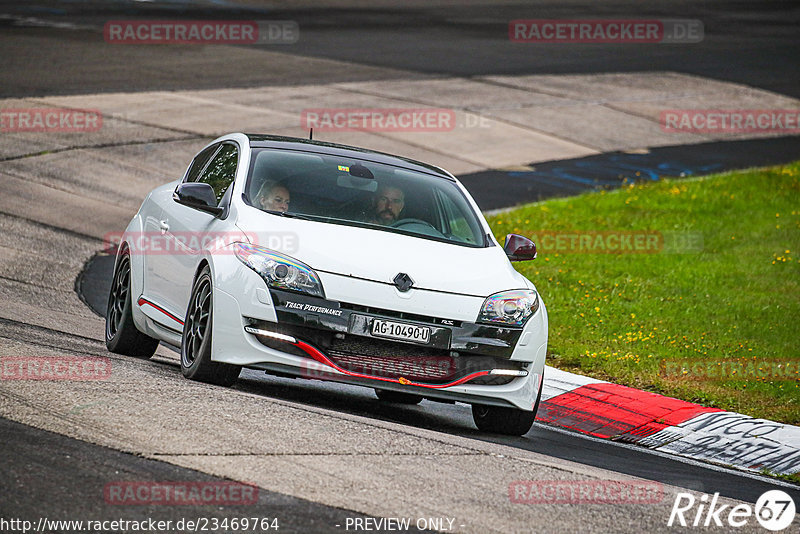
[255,180,291,213]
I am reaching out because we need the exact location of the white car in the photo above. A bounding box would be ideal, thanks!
[106,133,548,435]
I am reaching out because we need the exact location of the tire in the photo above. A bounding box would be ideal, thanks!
[374,389,423,404]
[471,404,536,435]
[105,250,159,358]
[180,265,241,387]
[471,368,544,436]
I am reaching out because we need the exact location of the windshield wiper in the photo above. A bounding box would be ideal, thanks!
[264,210,312,221]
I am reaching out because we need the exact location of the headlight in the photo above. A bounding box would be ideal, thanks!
[478,289,539,327]
[234,242,324,298]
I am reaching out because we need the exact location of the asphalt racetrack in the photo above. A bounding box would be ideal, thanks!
[1,1,799,532]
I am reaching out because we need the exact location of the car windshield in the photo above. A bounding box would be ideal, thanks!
[244,148,489,247]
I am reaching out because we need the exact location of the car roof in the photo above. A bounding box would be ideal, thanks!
[244,134,455,181]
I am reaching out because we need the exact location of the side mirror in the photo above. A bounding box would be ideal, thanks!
[173,183,223,216]
[503,234,537,261]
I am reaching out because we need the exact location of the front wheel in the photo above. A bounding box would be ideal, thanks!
[180,266,240,387]
[472,369,543,435]
[105,250,159,358]
[472,405,536,436]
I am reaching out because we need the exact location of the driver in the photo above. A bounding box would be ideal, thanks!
[368,184,405,225]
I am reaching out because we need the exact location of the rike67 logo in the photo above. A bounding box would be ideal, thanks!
[669,490,796,531]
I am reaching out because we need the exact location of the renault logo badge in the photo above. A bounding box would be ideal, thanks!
[393,273,414,292]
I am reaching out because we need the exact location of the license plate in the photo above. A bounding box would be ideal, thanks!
[371,319,431,344]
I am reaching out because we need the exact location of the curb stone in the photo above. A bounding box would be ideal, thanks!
[540,366,800,477]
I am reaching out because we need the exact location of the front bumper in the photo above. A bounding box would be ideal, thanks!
[209,262,547,410]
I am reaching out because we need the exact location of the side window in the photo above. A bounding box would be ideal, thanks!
[196,143,238,205]
[184,144,218,183]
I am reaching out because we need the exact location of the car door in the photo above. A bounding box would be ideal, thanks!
[151,142,240,322]
[143,144,219,323]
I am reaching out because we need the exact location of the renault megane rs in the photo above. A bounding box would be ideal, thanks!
[105,133,547,435]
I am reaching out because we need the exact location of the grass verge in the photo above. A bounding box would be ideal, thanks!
[486,162,800,424]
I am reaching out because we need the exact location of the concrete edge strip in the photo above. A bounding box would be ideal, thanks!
[540,364,800,476]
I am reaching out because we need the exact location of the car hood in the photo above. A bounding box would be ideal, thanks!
[236,208,529,297]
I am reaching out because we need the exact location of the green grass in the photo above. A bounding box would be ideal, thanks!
[761,469,800,485]
[486,162,800,424]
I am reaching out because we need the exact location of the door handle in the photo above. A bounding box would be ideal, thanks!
[159,220,170,233]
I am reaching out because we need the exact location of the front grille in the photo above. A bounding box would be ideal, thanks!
[328,336,454,381]
[328,336,523,384]
[327,352,455,381]
[330,336,449,359]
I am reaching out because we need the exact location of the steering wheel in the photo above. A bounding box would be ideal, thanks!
[389,218,447,238]
[390,218,436,229]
